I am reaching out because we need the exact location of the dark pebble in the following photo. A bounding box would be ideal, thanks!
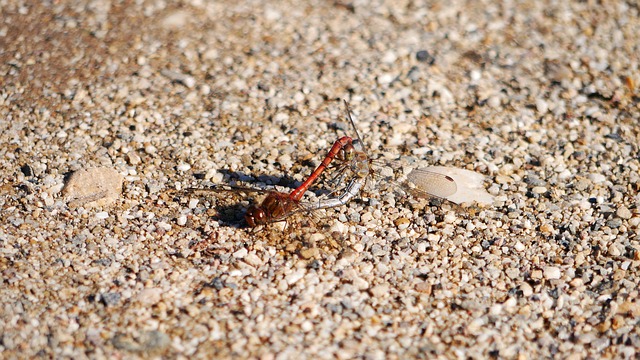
[20,164,33,177]
[606,218,622,229]
[416,50,435,64]
[100,292,121,306]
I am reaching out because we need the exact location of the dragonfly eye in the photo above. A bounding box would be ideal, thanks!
[339,144,356,162]
[245,206,266,227]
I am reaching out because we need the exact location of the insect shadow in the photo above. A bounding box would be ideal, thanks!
[184,169,334,229]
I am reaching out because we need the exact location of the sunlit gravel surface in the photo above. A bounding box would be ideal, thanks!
[1,0,639,358]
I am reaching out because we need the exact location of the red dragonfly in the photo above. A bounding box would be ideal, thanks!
[179,100,460,229]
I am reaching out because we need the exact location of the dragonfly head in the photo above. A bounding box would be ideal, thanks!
[337,143,356,162]
[245,205,267,227]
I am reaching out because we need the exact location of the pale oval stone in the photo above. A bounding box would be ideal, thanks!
[63,167,124,208]
[156,221,171,231]
[532,186,548,194]
[352,276,369,290]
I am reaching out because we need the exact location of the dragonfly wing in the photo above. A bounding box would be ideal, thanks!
[405,168,458,199]
[408,166,494,205]
[176,185,273,224]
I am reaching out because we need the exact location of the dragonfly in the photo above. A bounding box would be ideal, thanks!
[177,100,470,231]
[308,100,459,211]
[179,122,361,228]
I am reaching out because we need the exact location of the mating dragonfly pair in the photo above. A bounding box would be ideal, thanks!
[180,100,460,229]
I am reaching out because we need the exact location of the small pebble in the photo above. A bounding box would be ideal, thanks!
[177,163,191,172]
[616,206,632,220]
[233,248,248,258]
[137,288,163,305]
[188,199,199,209]
[543,266,561,280]
[160,68,196,88]
[369,284,389,298]
[588,173,606,184]
[244,252,263,267]
[532,186,547,194]
[100,292,121,306]
[520,282,533,297]
[608,244,621,257]
[285,269,305,285]
[536,99,549,114]
[394,218,410,230]
[157,221,172,231]
[352,277,369,290]
[127,152,142,165]
[606,218,622,229]
[416,50,435,64]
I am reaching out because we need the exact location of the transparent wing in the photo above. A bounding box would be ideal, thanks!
[170,185,273,224]
[405,168,458,199]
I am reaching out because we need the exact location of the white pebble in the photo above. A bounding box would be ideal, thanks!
[177,215,187,226]
[608,244,621,257]
[488,95,501,108]
[301,320,313,332]
[285,269,306,285]
[95,211,109,219]
[137,288,163,305]
[369,284,389,298]
[188,199,199,209]
[157,221,172,231]
[616,206,632,220]
[543,266,561,280]
[520,282,533,297]
[352,277,369,290]
[177,163,191,172]
[444,212,457,223]
[514,241,525,252]
[377,73,394,85]
[532,186,547,194]
[536,99,549,114]
[558,169,572,180]
[244,252,263,267]
[588,173,606,184]
[233,248,248,258]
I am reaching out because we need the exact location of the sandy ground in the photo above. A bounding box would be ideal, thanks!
[1,0,640,358]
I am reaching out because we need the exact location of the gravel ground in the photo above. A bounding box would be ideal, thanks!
[2,0,640,359]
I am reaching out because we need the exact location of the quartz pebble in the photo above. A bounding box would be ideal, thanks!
[616,206,632,219]
[543,266,561,280]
